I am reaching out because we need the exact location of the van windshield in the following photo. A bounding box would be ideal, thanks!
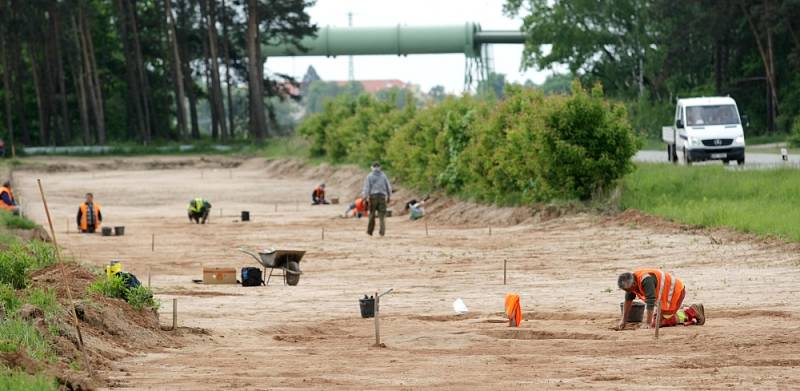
[686,105,740,126]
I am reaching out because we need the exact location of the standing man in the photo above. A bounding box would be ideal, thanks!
[362,162,392,236]
[77,193,102,233]
[187,198,212,224]
[0,180,19,215]
[617,268,705,329]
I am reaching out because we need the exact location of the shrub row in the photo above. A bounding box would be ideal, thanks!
[299,83,639,203]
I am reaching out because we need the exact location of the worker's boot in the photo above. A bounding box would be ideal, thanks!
[688,304,705,325]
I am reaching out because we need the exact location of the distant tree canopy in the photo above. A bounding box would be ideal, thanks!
[0,0,316,147]
[505,0,800,134]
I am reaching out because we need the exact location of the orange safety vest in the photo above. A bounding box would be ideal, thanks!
[313,186,325,200]
[633,268,685,314]
[0,186,14,211]
[79,202,102,231]
[354,197,368,216]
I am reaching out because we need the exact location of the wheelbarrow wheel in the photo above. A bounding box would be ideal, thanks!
[285,261,301,286]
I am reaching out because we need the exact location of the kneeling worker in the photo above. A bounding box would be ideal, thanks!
[188,198,211,224]
[77,193,102,233]
[344,197,369,218]
[617,268,705,329]
[312,183,329,205]
[1,180,19,215]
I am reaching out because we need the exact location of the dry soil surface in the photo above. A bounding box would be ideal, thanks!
[13,156,800,390]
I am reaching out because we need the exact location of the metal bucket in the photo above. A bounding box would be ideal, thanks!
[101,227,113,236]
[114,226,125,236]
[241,211,250,221]
[620,301,645,323]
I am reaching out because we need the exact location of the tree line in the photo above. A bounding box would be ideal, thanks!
[0,0,316,148]
[505,0,800,135]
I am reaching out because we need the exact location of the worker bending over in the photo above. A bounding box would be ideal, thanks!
[344,197,369,218]
[617,269,705,329]
[0,180,19,215]
[312,183,329,205]
[187,198,211,224]
[362,162,392,237]
[77,193,103,233]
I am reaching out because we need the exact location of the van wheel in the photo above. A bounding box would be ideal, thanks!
[723,159,730,165]
[684,150,693,166]
[737,158,745,166]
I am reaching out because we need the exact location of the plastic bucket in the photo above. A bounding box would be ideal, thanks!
[359,297,375,318]
[101,227,113,236]
[620,301,645,323]
[114,226,125,236]
[106,261,122,278]
[241,211,250,221]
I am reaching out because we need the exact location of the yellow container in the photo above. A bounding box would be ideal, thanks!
[106,261,122,278]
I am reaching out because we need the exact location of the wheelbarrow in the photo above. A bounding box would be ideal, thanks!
[238,247,305,286]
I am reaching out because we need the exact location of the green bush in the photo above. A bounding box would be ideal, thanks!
[88,275,158,311]
[0,212,37,230]
[87,275,127,300]
[126,286,159,311]
[0,370,58,391]
[0,283,20,314]
[299,82,638,204]
[0,242,58,289]
[0,318,54,362]
[790,117,800,148]
[25,288,59,318]
[536,83,638,200]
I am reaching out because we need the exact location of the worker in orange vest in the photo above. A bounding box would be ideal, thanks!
[311,183,329,205]
[343,197,369,218]
[0,180,19,215]
[76,193,102,233]
[617,268,705,329]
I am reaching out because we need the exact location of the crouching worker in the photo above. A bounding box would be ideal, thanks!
[312,183,329,205]
[617,269,705,329]
[344,197,369,218]
[187,198,211,224]
[77,193,102,233]
[405,198,427,221]
[0,180,19,215]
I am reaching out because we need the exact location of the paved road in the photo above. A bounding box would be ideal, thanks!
[635,149,800,168]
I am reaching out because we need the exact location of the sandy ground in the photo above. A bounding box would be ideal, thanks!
[12,156,800,390]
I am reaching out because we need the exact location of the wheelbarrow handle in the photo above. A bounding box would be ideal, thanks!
[237,247,261,261]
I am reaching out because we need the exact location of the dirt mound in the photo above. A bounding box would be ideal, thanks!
[0,350,93,390]
[24,264,179,388]
[16,156,244,173]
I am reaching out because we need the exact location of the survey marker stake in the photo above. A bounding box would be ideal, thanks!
[37,179,93,375]
[374,288,394,347]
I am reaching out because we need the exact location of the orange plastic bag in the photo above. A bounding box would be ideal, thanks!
[504,293,522,327]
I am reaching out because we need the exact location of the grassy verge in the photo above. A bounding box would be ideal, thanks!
[0,370,58,391]
[621,163,800,241]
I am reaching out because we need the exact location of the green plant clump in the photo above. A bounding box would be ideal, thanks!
[0,242,58,289]
[88,275,158,311]
[0,369,58,391]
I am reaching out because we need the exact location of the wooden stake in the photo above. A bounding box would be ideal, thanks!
[321,227,325,241]
[425,221,429,237]
[503,259,507,285]
[374,291,380,346]
[151,233,155,252]
[172,298,178,331]
[489,226,492,236]
[36,179,92,374]
[147,268,151,288]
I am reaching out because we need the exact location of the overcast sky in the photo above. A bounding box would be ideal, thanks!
[264,0,556,94]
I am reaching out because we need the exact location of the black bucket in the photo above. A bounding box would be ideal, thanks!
[359,296,375,318]
[101,227,113,236]
[114,226,125,236]
[620,301,646,323]
[241,211,250,222]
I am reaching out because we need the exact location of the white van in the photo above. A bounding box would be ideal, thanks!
[662,97,746,165]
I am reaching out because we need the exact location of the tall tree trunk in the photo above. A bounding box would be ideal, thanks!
[13,44,29,145]
[69,15,91,145]
[115,0,146,141]
[200,11,219,140]
[246,0,268,141]
[739,0,778,132]
[165,0,188,139]
[222,0,235,138]
[176,3,200,139]
[204,0,228,141]
[77,5,106,144]
[1,37,15,156]
[30,48,49,145]
[126,0,153,142]
[53,11,71,144]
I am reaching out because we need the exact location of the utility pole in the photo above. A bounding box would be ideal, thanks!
[348,12,354,81]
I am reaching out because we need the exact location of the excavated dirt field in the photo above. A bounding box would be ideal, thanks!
[13,156,800,390]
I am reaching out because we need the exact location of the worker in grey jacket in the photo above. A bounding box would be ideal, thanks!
[362,162,392,236]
